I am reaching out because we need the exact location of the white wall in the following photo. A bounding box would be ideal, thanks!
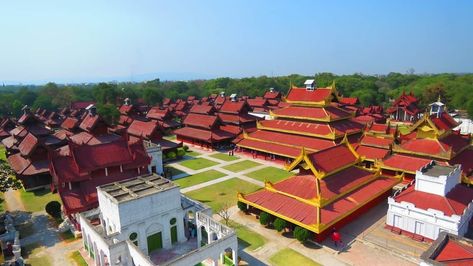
[386,197,473,240]
[414,165,461,197]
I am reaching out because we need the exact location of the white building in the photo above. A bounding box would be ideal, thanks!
[386,161,473,241]
[79,174,238,266]
[144,141,163,175]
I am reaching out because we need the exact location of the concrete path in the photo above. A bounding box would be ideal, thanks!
[4,188,25,211]
[170,150,285,193]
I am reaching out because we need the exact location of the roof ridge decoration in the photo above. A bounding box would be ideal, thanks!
[404,112,444,138]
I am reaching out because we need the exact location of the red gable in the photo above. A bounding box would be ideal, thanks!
[339,97,359,106]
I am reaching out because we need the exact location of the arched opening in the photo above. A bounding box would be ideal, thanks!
[129,232,138,246]
[170,218,178,244]
[200,226,208,246]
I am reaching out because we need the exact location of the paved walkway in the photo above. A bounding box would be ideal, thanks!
[4,188,25,211]
[169,149,289,193]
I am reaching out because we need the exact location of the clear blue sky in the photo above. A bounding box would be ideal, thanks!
[1,0,472,84]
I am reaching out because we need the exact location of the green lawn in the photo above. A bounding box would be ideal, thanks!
[229,222,266,251]
[209,153,239,162]
[179,158,219,170]
[185,178,261,211]
[269,248,321,266]
[186,150,201,157]
[222,160,261,173]
[174,170,226,188]
[246,166,293,183]
[20,189,61,213]
[70,251,88,266]
[0,145,6,161]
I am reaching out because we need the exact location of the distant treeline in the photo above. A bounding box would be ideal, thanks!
[1,72,473,118]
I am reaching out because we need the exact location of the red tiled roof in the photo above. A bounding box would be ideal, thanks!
[272,106,352,121]
[247,130,336,151]
[273,167,375,201]
[360,135,394,148]
[236,138,302,158]
[157,119,181,129]
[247,98,268,108]
[174,127,234,142]
[244,176,398,228]
[398,138,450,156]
[286,87,333,103]
[450,149,473,176]
[381,154,431,173]
[127,120,158,139]
[307,144,357,174]
[183,113,218,129]
[119,104,134,115]
[79,114,101,132]
[339,97,359,106]
[189,104,215,115]
[434,238,473,265]
[61,117,80,130]
[431,112,460,131]
[118,115,134,125]
[219,101,248,114]
[70,132,121,145]
[355,146,390,161]
[263,91,281,99]
[259,119,363,138]
[147,107,171,120]
[395,185,473,217]
[218,113,257,124]
[18,133,39,156]
[8,153,49,176]
[220,124,242,135]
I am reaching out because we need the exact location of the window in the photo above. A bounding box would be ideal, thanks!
[170,218,177,225]
[129,232,138,246]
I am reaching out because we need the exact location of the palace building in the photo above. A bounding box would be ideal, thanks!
[238,138,400,240]
[235,80,364,163]
[376,99,473,183]
[387,91,422,122]
[80,174,238,266]
[387,162,473,241]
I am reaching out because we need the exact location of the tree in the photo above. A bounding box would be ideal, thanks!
[176,148,186,157]
[259,211,271,226]
[467,100,473,119]
[96,103,120,125]
[217,202,232,226]
[273,218,287,232]
[143,88,163,105]
[237,201,248,213]
[93,82,118,104]
[293,226,310,243]
[0,160,23,192]
[45,201,62,218]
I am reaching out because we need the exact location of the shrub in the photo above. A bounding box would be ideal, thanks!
[167,151,177,160]
[177,148,186,157]
[293,226,310,243]
[183,145,189,151]
[237,201,248,212]
[259,211,271,226]
[273,218,287,232]
[45,201,62,218]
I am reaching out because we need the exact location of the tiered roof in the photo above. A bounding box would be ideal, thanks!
[239,139,399,234]
[387,91,421,116]
[50,136,150,215]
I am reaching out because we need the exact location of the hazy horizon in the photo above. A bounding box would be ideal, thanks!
[1,0,473,85]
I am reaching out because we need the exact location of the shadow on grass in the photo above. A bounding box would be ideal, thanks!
[282,231,295,239]
[303,241,323,250]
